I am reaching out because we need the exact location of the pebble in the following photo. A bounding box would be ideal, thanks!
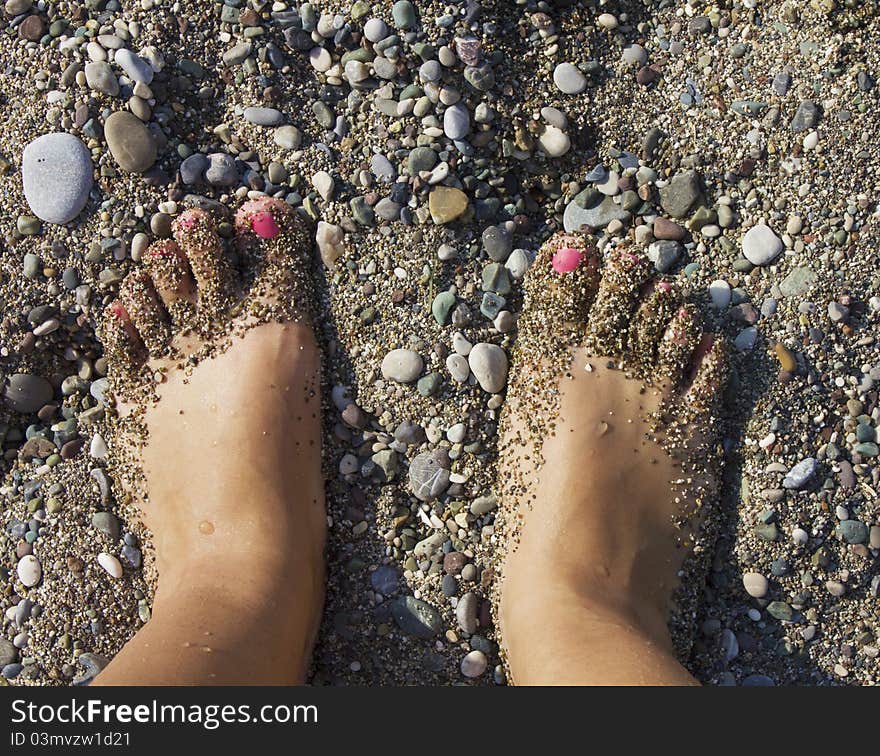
[553,63,587,94]
[391,596,441,639]
[22,133,93,225]
[114,49,153,84]
[455,591,478,633]
[742,572,769,598]
[104,111,156,173]
[409,450,451,502]
[16,554,41,587]
[243,107,283,127]
[429,187,468,224]
[443,103,470,140]
[381,349,423,383]
[4,373,52,413]
[460,649,488,678]
[783,458,817,490]
[742,224,783,266]
[468,343,508,393]
[708,279,732,309]
[97,552,122,579]
[84,61,119,96]
[273,125,302,150]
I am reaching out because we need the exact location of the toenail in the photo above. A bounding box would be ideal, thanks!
[658,281,673,292]
[109,301,130,320]
[551,246,584,273]
[251,211,280,239]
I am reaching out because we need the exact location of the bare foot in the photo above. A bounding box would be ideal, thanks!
[496,232,729,686]
[94,199,325,684]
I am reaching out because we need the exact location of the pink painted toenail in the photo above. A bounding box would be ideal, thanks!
[658,281,672,291]
[552,246,584,273]
[109,301,129,320]
[251,212,280,239]
[178,216,197,229]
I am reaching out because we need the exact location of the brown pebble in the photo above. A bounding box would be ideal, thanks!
[16,541,32,558]
[60,438,85,459]
[444,551,468,575]
[653,217,685,241]
[19,14,44,40]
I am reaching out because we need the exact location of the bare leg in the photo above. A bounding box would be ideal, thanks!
[94,200,325,685]
[498,234,729,686]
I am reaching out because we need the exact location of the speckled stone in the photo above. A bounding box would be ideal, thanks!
[22,133,93,224]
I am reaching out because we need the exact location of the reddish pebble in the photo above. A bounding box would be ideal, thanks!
[551,246,584,273]
[251,212,280,239]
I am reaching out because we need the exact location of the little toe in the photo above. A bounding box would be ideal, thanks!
[682,334,730,416]
[584,246,653,358]
[656,303,704,387]
[101,300,146,370]
[118,270,171,355]
[173,208,235,315]
[143,240,197,323]
[627,279,681,373]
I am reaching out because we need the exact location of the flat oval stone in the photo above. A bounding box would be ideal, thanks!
[461,649,488,678]
[391,596,441,638]
[114,48,153,84]
[4,373,52,413]
[409,449,451,502]
[104,111,156,173]
[742,223,782,266]
[243,106,283,126]
[16,555,42,587]
[97,552,123,578]
[742,572,769,598]
[84,61,119,96]
[553,62,586,94]
[443,103,470,140]
[783,457,817,489]
[22,133,93,224]
[381,349,423,383]
[468,343,508,393]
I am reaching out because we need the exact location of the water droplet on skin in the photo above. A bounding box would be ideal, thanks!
[199,520,215,535]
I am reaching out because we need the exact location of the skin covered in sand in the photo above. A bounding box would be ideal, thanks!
[494,231,730,686]
[93,199,326,685]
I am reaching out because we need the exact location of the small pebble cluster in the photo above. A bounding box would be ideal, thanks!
[0,0,878,687]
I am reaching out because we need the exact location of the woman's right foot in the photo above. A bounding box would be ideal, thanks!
[497,233,730,686]
[94,199,326,685]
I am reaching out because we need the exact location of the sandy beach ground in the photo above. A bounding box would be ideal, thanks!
[0,0,878,686]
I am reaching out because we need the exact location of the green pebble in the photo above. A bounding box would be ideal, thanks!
[766,601,793,621]
[416,372,441,397]
[431,290,456,325]
[17,216,41,236]
[392,0,417,29]
[755,522,778,541]
[855,442,879,457]
[481,262,511,295]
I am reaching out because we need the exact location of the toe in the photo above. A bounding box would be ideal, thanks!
[627,279,680,372]
[584,246,654,358]
[682,334,730,414]
[523,232,600,326]
[234,198,314,322]
[655,303,703,386]
[143,240,197,322]
[173,208,235,314]
[118,271,171,355]
[101,300,146,370]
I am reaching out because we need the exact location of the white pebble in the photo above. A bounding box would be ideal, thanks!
[16,555,42,587]
[97,552,123,579]
[460,649,488,678]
